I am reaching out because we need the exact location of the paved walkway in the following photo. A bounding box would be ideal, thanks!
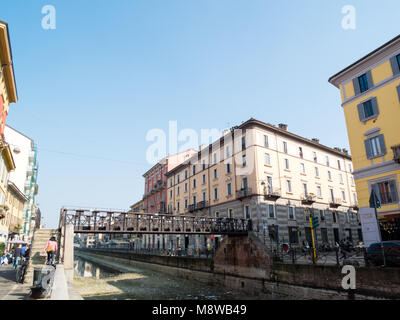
[0,265,31,300]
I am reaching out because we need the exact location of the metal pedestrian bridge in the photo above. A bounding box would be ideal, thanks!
[59,208,251,236]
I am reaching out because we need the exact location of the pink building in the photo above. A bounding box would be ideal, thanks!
[143,149,197,214]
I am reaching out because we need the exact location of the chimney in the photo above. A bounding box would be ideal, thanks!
[278,123,288,131]
[334,147,341,151]
[342,148,349,155]
[312,138,320,144]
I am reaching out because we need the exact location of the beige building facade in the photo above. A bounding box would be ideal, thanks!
[165,119,361,251]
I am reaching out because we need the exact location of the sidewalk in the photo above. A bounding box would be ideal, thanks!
[0,265,31,300]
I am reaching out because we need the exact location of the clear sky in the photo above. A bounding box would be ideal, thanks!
[2,0,400,228]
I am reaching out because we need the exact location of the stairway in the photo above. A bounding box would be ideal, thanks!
[24,229,59,285]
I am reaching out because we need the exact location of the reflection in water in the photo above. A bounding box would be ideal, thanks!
[74,256,120,279]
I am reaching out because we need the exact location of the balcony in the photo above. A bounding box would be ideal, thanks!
[236,188,253,200]
[392,145,400,163]
[330,198,343,209]
[264,189,281,201]
[188,201,209,212]
[301,193,316,206]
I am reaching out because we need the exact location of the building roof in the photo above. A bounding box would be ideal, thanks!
[166,118,352,177]
[0,20,18,102]
[329,34,400,88]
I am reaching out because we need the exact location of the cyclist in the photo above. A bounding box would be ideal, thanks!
[43,237,58,265]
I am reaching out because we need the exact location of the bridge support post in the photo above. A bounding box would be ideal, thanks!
[63,225,74,270]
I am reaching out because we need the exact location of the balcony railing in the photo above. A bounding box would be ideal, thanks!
[392,145,400,163]
[236,188,253,199]
[330,198,343,208]
[264,189,281,201]
[188,201,209,212]
[301,193,316,205]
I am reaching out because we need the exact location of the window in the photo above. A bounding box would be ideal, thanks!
[185,183,188,192]
[268,204,275,218]
[286,180,292,193]
[332,211,337,224]
[330,189,335,202]
[397,54,400,69]
[317,186,322,198]
[215,211,220,218]
[303,183,308,196]
[328,170,332,180]
[288,207,295,220]
[242,154,247,167]
[177,201,180,212]
[337,160,341,170]
[242,136,246,150]
[177,186,180,195]
[358,98,379,121]
[214,188,218,200]
[227,183,232,196]
[283,141,288,153]
[193,179,196,188]
[214,168,218,179]
[170,190,172,198]
[342,191,346,201]
[202,174,206,184]
[320,210,325,221]
[284,159,290,170]
[365,135,386,159]
[299,147,303,158]
[193,165,196,175]
[313,152,317,163]
[267,176,273,193]
[193,196,196,206]
[170,179,173,187]
[226,146,230,158]
[348,164,352,173]
[202,161,206,171]
[353,193,357,205]
[185,199,188,209]
[264,135,269,148]
[213,153,217,164]
[326,156,330,167]
[373,180,398,205]
[340,174,344,184]
[245,205,251,219]
[300,163,305,174]
[226,163,231,173]
[358,73,369,93]
[265,153,271,165]
[185,171,188,179]
[228,209,234,218]
[315,167,319,177]
[177,175,180,183]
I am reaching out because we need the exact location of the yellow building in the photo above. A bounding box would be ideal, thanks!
[130,200,144,214]
[329,34,400,245]
[4,181,27,242]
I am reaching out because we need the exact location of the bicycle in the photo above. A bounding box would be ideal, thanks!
[16,257,29,284]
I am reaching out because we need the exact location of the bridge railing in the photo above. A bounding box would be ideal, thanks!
[59,207,252,235]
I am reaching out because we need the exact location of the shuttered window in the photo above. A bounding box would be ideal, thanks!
[357,97,379,121]
[365,134,386,159]
[372,180,398,205]
[390,54,400,75]
[353,71,373,95]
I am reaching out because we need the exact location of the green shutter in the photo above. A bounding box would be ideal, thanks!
[371,97,379,116]
[357,103,365,121]
[378,134,387,155]
[390,56,400,75]
[365,139,373,159]
[353,77,361,95]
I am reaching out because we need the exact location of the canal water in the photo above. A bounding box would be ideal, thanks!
[74,255,259,300]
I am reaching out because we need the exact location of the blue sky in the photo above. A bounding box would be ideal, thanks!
[2,0,400,228]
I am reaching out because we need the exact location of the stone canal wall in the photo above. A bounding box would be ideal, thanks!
[75,233,400,300]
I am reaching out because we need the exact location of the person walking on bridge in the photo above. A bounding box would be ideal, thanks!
[43,237,58,266]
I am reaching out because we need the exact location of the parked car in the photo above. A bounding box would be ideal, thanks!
[365,241,400,267]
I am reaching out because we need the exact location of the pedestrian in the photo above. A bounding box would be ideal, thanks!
[21,245,26,256]
[23,245,30,258]
[12,245,22,269]
[43,236,58,265]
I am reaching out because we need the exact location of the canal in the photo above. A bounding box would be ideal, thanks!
[74,255,260,300]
